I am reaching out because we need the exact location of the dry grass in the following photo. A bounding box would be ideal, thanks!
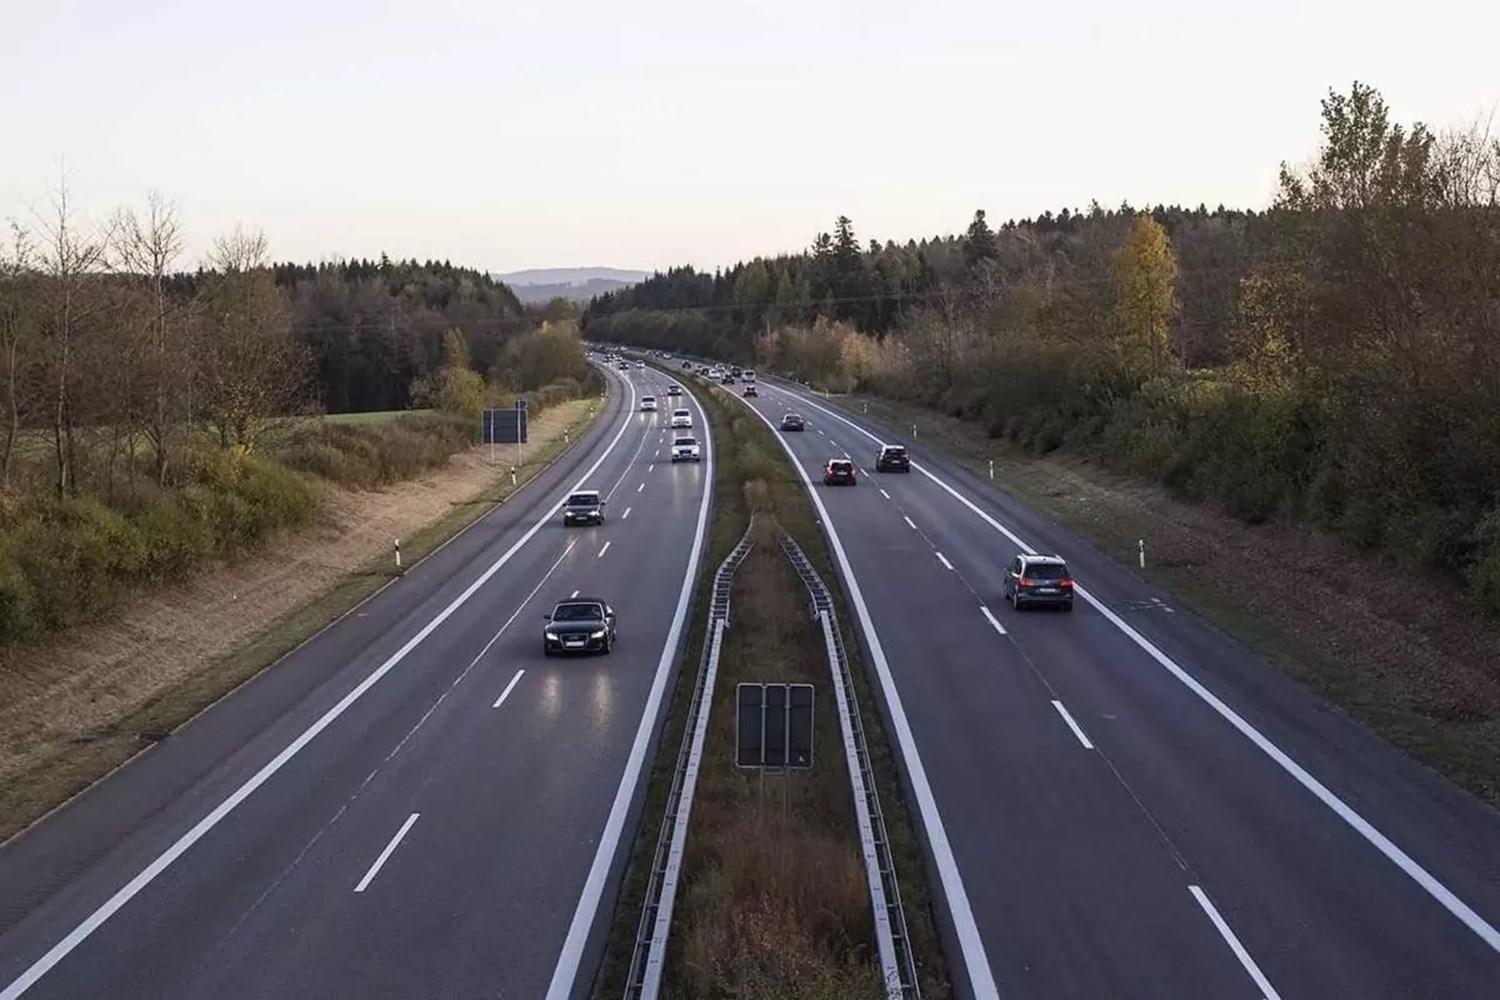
[667,525,883,1000]
[0,396,600,840]
[846,391,1500,805]
[591,372,949,1000]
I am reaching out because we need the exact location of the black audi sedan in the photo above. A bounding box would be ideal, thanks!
[543,598,616,655]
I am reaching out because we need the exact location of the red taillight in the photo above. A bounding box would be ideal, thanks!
[1059,578,1075,588]
[1018,577,1036,587]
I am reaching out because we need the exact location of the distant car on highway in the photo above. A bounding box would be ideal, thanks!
[823,459,857,486]
[561,490,605,526]
[617,361,630,371]
[1003,554,1075,611]
[543,598,616,655]
[667,383,682,396]
[781,413,805,431]
[875,444,910,472]
[640,395,658,412]
[635,361,646,369]
[671,436,701,462]
[743,369,756,382]
[681,360,693,369]
[670,408,693,428]
[743,384,758,397]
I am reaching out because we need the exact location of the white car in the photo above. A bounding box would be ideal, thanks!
[636,361,646,369]
[670,408,693,428]
[671,436,701,462]
[641,396,658,412]
[744,369,756,382]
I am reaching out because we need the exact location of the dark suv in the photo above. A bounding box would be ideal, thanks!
[543,598,616,655]
[875,444,910,472]
[1003,554,1075,611]
[823,459,857,486]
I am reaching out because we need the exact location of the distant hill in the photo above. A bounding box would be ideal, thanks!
[494,267,652,305]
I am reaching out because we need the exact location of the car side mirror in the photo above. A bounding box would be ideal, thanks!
[543,614,552,621]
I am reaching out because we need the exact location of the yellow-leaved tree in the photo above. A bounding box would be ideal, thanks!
[1112,215,1179,374]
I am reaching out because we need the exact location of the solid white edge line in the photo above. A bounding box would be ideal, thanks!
[0,370,640,1000]
[765,379,1500,956]
[1189,885,1283,1000]
[544,370,716,999]
[729,387,1000,998]
[935,552,954,571]
[597,541,611,559]
[1050,700,1094,750]
[979,605,1007,636]
[492,670,526,710]
[353,812,421,893]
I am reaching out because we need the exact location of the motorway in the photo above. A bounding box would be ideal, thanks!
[0,362,712,999]
[707,369,1500,999]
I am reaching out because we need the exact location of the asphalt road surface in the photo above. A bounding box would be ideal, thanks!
[721,371,1500,1000]
[0,362,713,1000]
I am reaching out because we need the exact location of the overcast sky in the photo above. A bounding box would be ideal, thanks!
[4,0,1497,273]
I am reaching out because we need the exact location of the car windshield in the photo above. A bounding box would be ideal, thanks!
[784,414,801,422]
[1026,563,1068,580]
[830,461,852,471]
[552,602,603,621]
[566,493,599,507]
[884,447,907,458]
[676,437,697,446]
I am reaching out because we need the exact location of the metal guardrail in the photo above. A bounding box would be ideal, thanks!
[624,517,757,1000]
[781,533,921,1000]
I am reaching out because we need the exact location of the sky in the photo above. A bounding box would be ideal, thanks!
[3,0,1498,274]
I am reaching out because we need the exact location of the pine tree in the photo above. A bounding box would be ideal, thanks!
[963,209,997,265]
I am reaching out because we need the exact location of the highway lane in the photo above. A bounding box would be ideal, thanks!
[723,373,1500,999]
[0,362,714,999]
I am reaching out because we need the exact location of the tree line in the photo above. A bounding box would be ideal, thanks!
[584,84,1500,613]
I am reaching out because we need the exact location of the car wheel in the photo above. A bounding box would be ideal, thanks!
[543,643,554,657]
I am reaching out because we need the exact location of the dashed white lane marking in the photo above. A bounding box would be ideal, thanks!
[979,605,1007,636]
[879,489,891,500]
[1189,885,1284,1000]
[935,552,954,571]
[353,813,420,893]
[597,541,611,559]
[622,507,632,520]
[1051,700,1095,750]
[637,482,645,492]
[492,669,526,710]
[903,515,917,530]
[570,589,579,598]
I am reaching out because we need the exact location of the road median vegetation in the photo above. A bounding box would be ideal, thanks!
[596,366,947,998]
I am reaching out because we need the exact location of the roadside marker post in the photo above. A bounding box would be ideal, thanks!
[989,459,994,480]
[1139,539,1146,569]
[393,538,401,571]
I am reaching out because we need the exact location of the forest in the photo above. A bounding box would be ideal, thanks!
[0,201,592,644]
[585,84,1500,613]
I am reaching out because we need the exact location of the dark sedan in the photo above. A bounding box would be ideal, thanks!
[543,598,616,655]
[781,413,806,431]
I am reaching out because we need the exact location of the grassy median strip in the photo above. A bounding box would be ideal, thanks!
[594,370,949,998]
[0,394,605,842]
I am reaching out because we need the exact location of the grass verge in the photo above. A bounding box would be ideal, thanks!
[591,369,949,998]
[821,388,1500,806]
[0,393,606,842]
